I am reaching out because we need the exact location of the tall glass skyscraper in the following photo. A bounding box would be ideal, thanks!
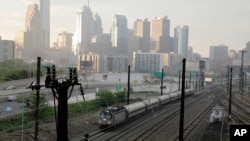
[73,5,102,55]
[111,15,128,54]
[174,25,189,58]
[40,0,50,48]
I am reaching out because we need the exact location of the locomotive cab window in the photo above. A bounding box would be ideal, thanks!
[99,112,105,119]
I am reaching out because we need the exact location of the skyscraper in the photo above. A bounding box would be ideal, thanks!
[111,15,128,54]
[151,16,172,53]
[174,25,189,58]
[209,45,228,60]
[133,18,150,52]
[40,0,50,48]
[209,45,228,71]
[73,5,102,55]
[15,4,45,61]
[25,4,41,30]
[245,41,250,59]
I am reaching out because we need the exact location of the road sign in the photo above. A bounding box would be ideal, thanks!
[115,86,122,91]
[153,71,166,78]
[6,105,12,112]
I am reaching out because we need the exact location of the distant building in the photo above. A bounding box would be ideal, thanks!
[78,52,101,73]
[133,51,169,73]
[245,41,250,59]
[209,45,229,72]
[57,31,73,49]
[111,15,129,55]
[174,25,189,58]
[104,56,129,73]
[151,16,173,53]
[73,5,94,55]
[0,37,15,61]
[40,0,50,48]
[209,45,228,60]
[133,18,150,52]
[73,5,103,55]
[228,50,238,59]
[91,33,113,56]
[15,4,45,61]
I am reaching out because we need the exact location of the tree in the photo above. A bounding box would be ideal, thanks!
[96,90,116,107]
[114,91,126,103]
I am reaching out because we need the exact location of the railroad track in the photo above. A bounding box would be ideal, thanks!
[72,86,218,141]
[216,87,250,124]
[172,101,216,141]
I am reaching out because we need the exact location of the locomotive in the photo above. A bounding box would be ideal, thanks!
[97,89,195,127]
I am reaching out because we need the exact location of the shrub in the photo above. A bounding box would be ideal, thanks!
[96,90,115,107]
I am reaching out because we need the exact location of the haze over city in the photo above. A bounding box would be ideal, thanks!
[1,0,250,57]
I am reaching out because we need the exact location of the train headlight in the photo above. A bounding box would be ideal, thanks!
[108,121,111,125]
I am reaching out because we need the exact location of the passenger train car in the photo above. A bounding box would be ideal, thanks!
[97,88,195,127]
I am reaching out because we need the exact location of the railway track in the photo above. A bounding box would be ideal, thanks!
[172,101,216,141]
[216,86,250,124]
[72,86,218,141]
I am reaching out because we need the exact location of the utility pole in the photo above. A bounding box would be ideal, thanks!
[161,68,164,95]
[45,65,84,141]
[195,72,198,91]
[179,58,186,141]
[127,65,130,105]
[178,69,181,91]
[239,50,246,94]
[228,68,232,121]
[227,67,230,91]
[189,71,191,89]
[34,57,41,140]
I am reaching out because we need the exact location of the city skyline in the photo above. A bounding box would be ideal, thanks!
[0,0,250,57]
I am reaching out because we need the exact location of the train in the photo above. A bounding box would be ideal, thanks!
[96,88,195,127]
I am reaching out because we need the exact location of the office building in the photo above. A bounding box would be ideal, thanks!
[15,4,45,61]
[40,0,50,48]
[209,45,229,72]
[111,15,128,54]
[174,25,189,58]
[0,37,15,61]
[209,45,228,60]
[133,51,168,73]
[73,5,103,55]
[133,18,150,52]
[104,56,129,73]
[151,16,173,53]
[245,41,250,59]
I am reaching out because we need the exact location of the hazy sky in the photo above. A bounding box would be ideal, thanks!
[1,0,250,57]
